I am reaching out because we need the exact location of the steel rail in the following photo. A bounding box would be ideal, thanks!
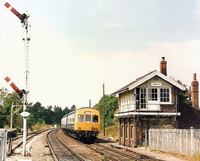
[56,134,86,161]
[64,130,160,161]
[47,129,85,161]
[64,133,121,161]
[94,143,145,161]
[7,129,49,156]
[46,129,59,161]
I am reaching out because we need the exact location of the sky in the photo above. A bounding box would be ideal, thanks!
[0,0,200,109]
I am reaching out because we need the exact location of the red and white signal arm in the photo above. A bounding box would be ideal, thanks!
[4,76,26,99]
[5,76,20,94]
[4,2,22,20]
[4,2,27,23]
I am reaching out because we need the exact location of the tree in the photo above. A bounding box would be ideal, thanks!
[177,80,192,106]
[0,88,9,106]
[62,106,70,115]
[178,88,192,106]
[27,102,44,123]
[70,105,76,111]
[53,106,63,125]
[0,87,78,128]
[0,88,22,128]
[28,114,36,130]
[43,106,54,124]
[94,95,118,128]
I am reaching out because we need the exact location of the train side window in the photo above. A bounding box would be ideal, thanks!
[85,115,91,123]
[92,115,98,123]
[78,114,84,122]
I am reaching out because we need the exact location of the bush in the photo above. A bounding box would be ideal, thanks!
[16,125,21,133]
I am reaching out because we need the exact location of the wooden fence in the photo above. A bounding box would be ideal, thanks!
[148,128,200,155]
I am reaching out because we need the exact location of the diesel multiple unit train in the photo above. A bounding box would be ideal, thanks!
[61,107,100,142]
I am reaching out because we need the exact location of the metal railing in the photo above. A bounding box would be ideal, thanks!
[148,128,200,155]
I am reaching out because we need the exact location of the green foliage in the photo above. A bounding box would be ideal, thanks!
[71,105,76,111]
[53,106,63,125]
[16,125,21,133]
[0,87,75,129]
[176,80,192,106]
[0,88,117,130]
[94,95,118,130]
[0,88,22,128]
[178,88,192,106]
[28,114,36,130]
[13,115,23,129]
[105,117,118,137]
[63,106,71,114]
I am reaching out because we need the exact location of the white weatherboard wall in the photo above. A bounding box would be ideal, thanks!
[148,128,200,155]
[0,129,7,161]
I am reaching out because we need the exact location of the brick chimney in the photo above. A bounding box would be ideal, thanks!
[191,73,199,108]
[160,57,167,75]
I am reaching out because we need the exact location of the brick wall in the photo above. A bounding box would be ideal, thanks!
[191,80,199,108]
[161,104,176,112]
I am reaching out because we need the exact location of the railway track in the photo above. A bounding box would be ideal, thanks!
[85,142,156,161]
[47,129,86,161]
[61,129,161,161]
[7,129,49,156]
[92,143,159,161]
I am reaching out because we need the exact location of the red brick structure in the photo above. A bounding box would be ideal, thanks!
[175,73,200,129]
[191,73,199,109]
[160,57,167,76]
[113,57,187,147]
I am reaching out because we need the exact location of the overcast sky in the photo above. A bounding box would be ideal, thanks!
[1,0,200,109]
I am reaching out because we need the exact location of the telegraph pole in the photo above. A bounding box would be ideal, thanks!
[103,83,105,136]
[89,99,91,108]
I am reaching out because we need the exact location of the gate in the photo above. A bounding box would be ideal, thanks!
[0,129,7,161]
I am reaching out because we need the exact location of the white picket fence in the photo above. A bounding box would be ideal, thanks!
[148,128,200,155]
[0,129,7,161]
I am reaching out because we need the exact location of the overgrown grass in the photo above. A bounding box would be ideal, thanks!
[99,117,119,139]
[185,154,200,161]
[105,124,118,139]
[30,124,53,131]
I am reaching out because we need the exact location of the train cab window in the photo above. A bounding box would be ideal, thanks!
[85,115,91,122]
[78,114,84,122]
[92,115,98,123]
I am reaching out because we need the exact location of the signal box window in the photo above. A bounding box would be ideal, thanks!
[148,88,158,101]
[85,115,91,122]
[92,115,98,123]
[78,114,84,122]
[160,88,170,102]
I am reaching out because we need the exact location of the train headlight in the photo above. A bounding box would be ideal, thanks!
[78,126,81,130]
[95,127,98,130]
[91,126,95,130]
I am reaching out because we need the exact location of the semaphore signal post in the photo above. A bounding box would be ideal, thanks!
[4,2,31,156]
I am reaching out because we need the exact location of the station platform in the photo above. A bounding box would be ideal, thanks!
[110,143,186,161]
